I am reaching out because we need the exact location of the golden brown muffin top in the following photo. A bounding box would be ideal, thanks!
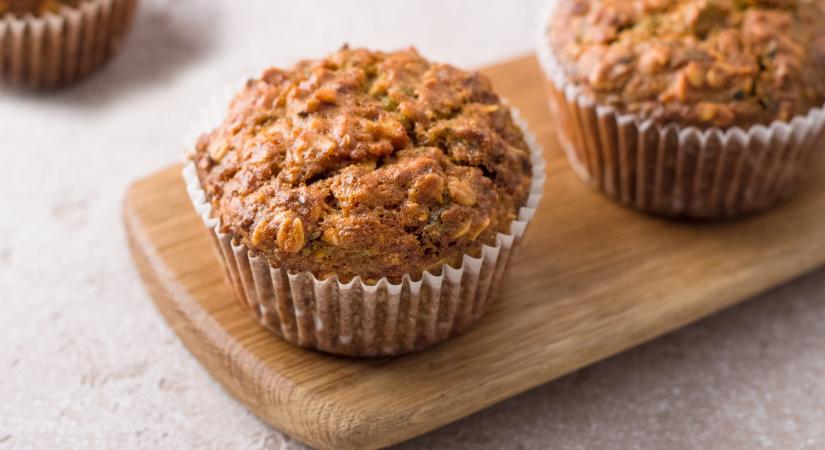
[547,0,825,128]
[0,0,81,16]
[192,47,534,282]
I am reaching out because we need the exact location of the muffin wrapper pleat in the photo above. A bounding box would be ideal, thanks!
[537,0,825,219]
[183,107,546,357]
[0,0,138,88]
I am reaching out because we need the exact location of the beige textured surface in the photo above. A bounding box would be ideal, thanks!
[2,0,824,449]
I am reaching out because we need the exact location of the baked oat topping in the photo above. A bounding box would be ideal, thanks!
[193,47,534,282]
[0,0,82,16]
[548,0,825,128]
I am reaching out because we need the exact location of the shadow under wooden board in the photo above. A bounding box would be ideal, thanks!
[124,55,825,450]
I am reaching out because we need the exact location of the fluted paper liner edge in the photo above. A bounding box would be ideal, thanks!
[537,0,825,218]
[0,0,138,88]
[183,100,546,357]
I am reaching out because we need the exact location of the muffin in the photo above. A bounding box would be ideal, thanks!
[0,0,138,88]
[539,0,825,218]
[184,47,545,357]
[1,1,82,16]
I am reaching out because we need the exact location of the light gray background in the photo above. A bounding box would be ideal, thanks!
[2,1,824,449]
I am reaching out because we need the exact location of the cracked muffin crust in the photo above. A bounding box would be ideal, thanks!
[192,47,534,282]
[547,0,825,128]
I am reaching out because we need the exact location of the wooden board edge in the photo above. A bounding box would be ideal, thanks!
[122,161,825,450]
[123,178,419,450]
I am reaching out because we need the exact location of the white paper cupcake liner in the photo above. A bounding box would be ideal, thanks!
[0,0,138,88]
[183,97,546,357]
[537,0,825,219]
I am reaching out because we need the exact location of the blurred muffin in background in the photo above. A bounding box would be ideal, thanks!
[0,1,83,17]
[539,0,825,219]
[0,0,138,88]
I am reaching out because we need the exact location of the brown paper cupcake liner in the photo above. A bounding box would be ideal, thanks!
[537,0,825,219]
[183,104,546,357]
[0,0,138,88]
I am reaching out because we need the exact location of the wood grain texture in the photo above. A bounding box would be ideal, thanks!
[123,55,825,450]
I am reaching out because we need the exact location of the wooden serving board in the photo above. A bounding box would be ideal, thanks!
[124,55,825,450]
